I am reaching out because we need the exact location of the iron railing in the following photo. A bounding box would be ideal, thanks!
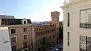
[80,23,91,29]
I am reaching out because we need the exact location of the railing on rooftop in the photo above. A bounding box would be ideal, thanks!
[80,23,91,29]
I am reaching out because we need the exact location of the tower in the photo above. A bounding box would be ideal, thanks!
[51,11,60,43]
[51,11,60,32]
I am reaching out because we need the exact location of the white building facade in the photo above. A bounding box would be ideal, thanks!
[61,0,91,51]
[0,27,12,51]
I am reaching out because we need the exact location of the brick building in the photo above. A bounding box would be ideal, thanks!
[0,11,60,51]
[32,11,60,51]
[33,25,57,51]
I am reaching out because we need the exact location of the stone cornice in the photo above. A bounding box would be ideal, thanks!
[68,0,89,5]
[61,0,90,9]
[0,24,32,27]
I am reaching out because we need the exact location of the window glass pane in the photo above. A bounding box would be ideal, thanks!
[23,28,27,32]
[23,42,28,48]
[87,37,91,51]
[80,36,86,51]
[24,35,27,39]
[81,10,87,23]
[24,21,26,24]
[12,46,16,51]
[11,29,16,34]
[11,37,16,42]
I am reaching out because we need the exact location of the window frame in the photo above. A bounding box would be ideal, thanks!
[11,45,17,51]
[23,27,27,32]
[24,21,27,24]
[11,36,17,42]
[23,34,28,40]
[23,42,28,49]
[10,28,17,34]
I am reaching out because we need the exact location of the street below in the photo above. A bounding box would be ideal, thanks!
[47,41,63,51]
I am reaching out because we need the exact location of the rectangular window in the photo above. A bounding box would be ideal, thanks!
[80,36,87,51]
[23,28,27,32]
[38,40,41,45]
[24,21,26,24]
[68,32,69,46]
[24,35,27,39]
[80,36,91,51]
[68,13,70,27]
[12,45,16,51]
[57,18,59,22]
[23,42,28,49]
[11,37,16,42]
[53,35,54,38]
[11,29,16,34]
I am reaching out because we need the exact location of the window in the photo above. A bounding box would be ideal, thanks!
[36,34,38,36]
[48,30,50,33]
[57,28,59,30]
[41,31,42,35]
[80,10,91,24]
[38,40,41,45]
[68,13,70,27]
[11,37,16,42]
[53,35,54,38]
[12,45,16,51]
[23,42,28,49]
[24,21,26,24]
[23,28,27,32]
[36,32,38,36]
[57,18,59,22]
[24,35,27,39]
[68,32,69,46]
[46,30,47,33]
[11,29,16,34]
[49,36,51,40]
[80,36,91,51]
[52,29,55,32]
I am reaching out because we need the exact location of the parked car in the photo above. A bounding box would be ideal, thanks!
[54,48,59,51]
[58,47,63,51]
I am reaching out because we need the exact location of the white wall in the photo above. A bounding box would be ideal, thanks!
[61,0,91,51]
[0,27,12,51]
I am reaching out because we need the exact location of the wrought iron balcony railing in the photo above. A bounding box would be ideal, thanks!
[80,23,91,29]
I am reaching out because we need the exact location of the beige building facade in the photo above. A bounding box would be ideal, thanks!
[8,25,32,51]
[0,16,32,51]
[61,0,91,51]
[0,11,60,51]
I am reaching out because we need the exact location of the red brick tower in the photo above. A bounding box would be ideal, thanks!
[51,11,60,43]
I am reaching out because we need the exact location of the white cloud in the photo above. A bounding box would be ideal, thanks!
[31,0,64,22]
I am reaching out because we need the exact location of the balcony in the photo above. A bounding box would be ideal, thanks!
[80,23,91,29]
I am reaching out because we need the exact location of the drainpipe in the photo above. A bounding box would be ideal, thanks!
[32,26,35,51]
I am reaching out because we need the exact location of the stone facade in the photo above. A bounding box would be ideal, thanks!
[61,0,91,51]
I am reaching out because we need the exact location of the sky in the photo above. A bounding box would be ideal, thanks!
[0,0,65,22]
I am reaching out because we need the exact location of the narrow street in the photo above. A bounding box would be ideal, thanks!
[47,41,63,51]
